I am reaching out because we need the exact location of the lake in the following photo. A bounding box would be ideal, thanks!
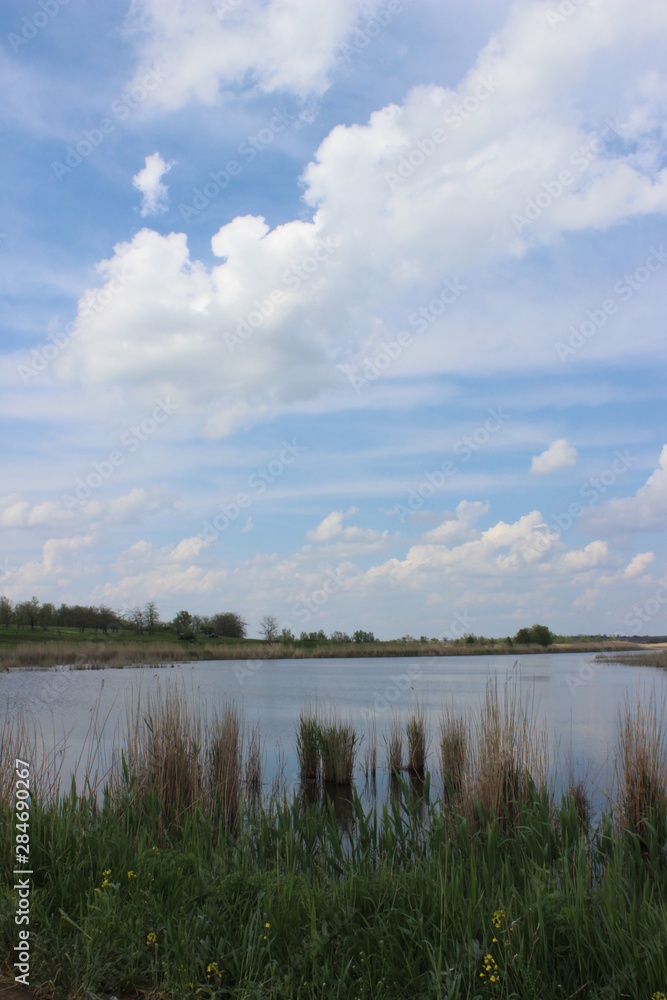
[2,652,665,811]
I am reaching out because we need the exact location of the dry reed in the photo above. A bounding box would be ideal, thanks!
[363,717,377,783]
[615,688,667,843]
[318,714,358,786]
[405,701,429,775]
[208,701,242,830]
[245,721,262,797]
[466,675,549,827]
[386,713,403,776]
[296,706,320,781]
[439,708,468,800]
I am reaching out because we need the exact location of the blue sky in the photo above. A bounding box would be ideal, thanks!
[1,0,666,639]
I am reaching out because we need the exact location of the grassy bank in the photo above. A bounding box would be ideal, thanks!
[0,636,643,669]
[598,648,667,670]
[1,682,666,998]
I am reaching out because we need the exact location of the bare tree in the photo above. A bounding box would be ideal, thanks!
[144,601,160,633]
[126,606,145,633]
[259,615,279,643]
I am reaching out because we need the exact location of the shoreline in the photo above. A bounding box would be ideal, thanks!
[0,638,649,670]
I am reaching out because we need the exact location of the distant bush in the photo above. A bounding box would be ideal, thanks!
[514,624,554,647]
[353,630,375,643]
[211,612,248,639]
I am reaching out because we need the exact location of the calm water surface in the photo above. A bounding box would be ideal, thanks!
[2,653,664,808]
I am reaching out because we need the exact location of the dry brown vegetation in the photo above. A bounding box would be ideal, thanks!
[405,700,429,775]
[385,713,403,777]
[318,713,359,785]
[616,688,667,844]
[3,676,665,849]
[598,648,667,670]
[439,707,468,801]
[0,638,644,670]
[465,675,550,827]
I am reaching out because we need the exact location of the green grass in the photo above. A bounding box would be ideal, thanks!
[1,681,665,997]
[1,783,666,998]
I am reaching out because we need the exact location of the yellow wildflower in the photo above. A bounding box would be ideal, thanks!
[127,870,137,880]
[146,932,157,947]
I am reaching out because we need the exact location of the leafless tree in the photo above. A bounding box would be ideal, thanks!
[259,615,279,643]
[144,601,160,633]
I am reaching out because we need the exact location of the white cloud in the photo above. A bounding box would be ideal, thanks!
[584,445,667,532]
[125,0,384,109]
[573,587,599,611]
[308,511,346,542]
[0,488,169,531]
[624,551,655,579]
[132,152,174,216]
[50,1,667,436]
[558,540,609,572]
[0,494,29,527]
[530,438,578,475]
[7,535,94,592]
[306,509,390,554]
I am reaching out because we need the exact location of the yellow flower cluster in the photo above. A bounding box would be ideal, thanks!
[127,870,137,880]
[146,931,157,947]
[479,952,500,984]
[207,961,222,980]
[491,909,505,929]
[651,993,667,1000]
[101,868,111,888]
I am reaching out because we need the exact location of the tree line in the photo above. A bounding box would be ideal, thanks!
[0,595,556,646]
[0,596,249,639]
